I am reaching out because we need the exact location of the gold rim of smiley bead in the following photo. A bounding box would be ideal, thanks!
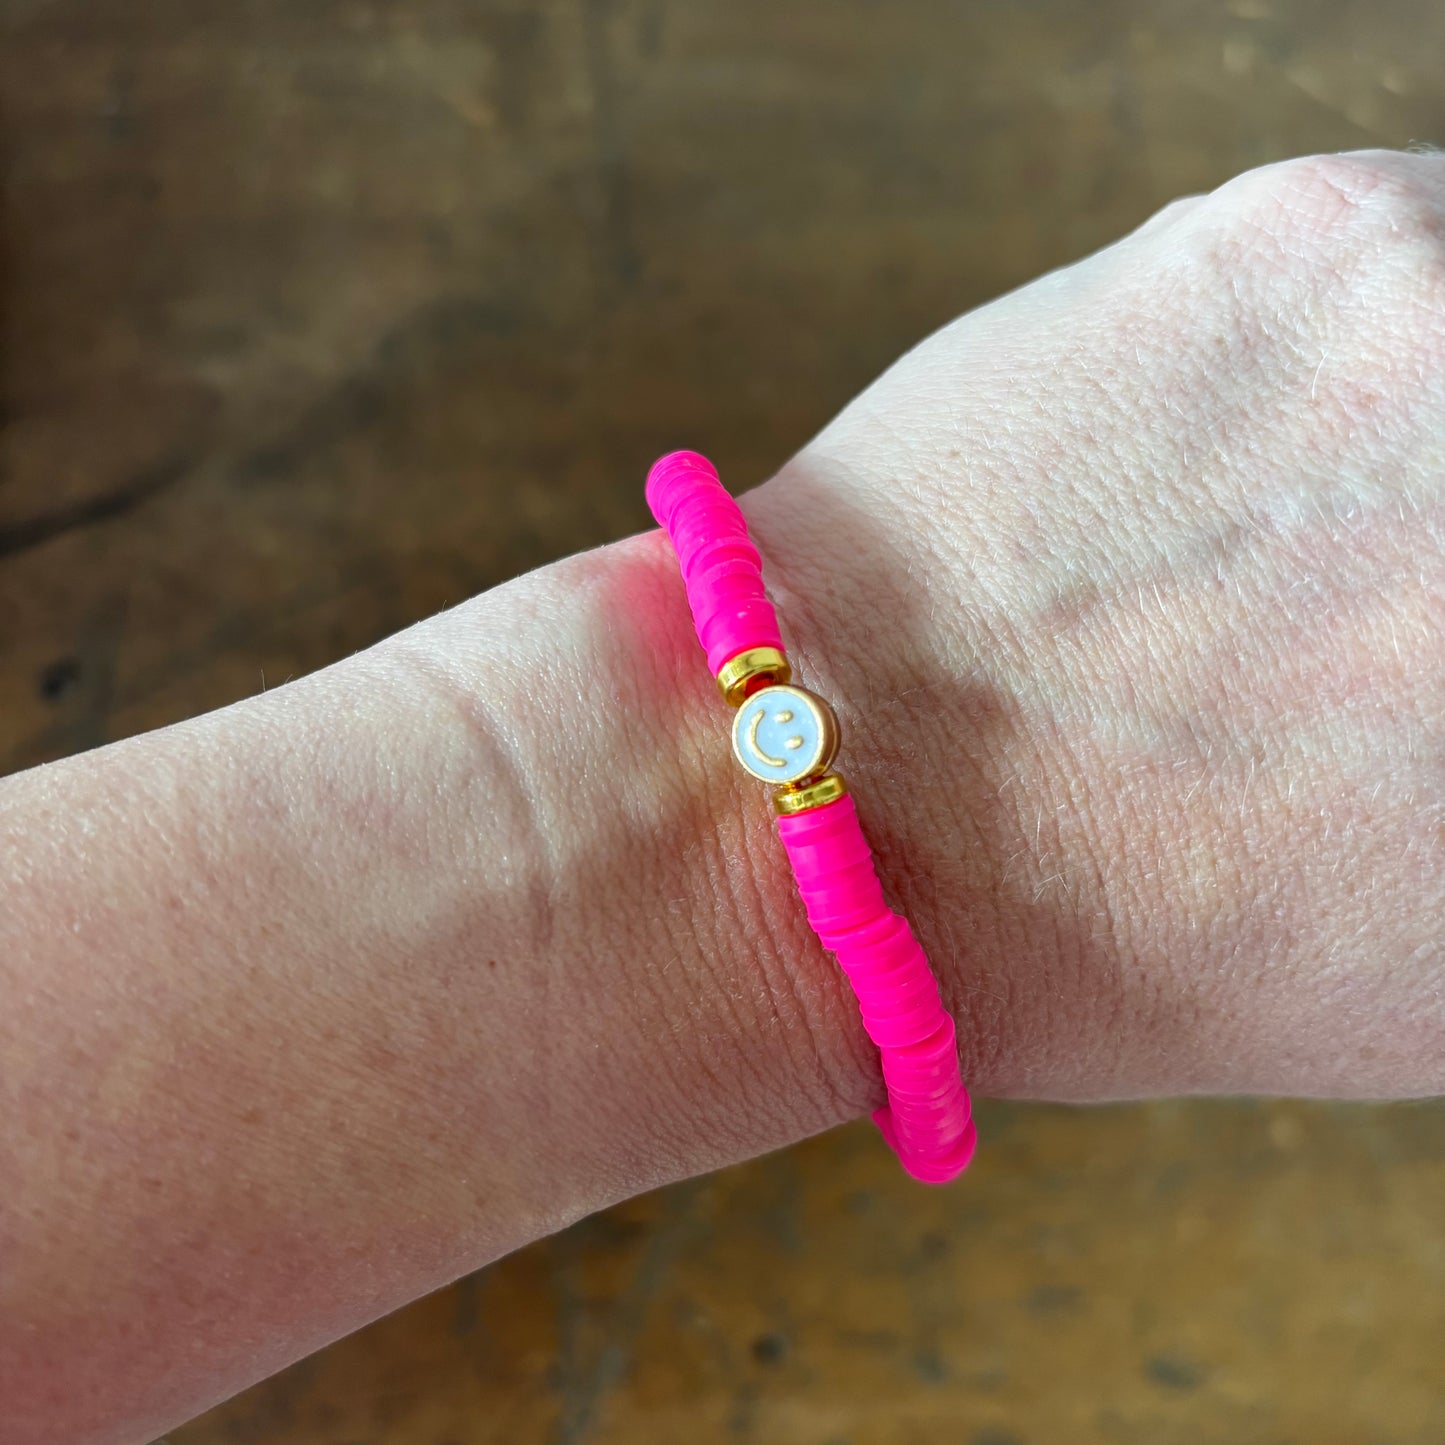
[715,648,849,816]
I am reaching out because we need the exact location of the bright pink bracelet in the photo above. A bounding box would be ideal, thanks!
[646,450,976,1184]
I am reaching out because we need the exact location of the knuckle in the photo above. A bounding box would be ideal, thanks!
[1218,151,1445,272]
[1236,151,1401,226]
[1203,152,1445,386]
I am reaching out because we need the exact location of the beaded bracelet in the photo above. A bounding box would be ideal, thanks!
[646,450,976,1184]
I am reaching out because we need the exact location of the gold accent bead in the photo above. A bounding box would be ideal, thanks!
[773,771,849,815]
[716,647,791,707]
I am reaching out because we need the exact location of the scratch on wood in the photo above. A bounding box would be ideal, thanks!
[0,452,192,562]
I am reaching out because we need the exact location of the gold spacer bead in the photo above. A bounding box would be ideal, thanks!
[716,647,791,707]
[773,771,849,816]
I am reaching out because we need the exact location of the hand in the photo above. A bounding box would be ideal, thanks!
[741,148,1445,1103]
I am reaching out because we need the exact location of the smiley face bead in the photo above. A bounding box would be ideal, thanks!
[730,684,841,786]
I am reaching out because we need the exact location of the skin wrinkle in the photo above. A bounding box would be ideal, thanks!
[576,532,881,1141]
[722,804,864,1125]
[385,552,819,1172]
[381,639,558,954]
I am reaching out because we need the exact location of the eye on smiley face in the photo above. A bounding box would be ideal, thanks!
[731,684,840,786]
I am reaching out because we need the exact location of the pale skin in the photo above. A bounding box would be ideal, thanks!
[2,149,1443,1444]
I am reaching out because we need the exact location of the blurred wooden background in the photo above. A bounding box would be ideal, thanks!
[3,2,1443,1442]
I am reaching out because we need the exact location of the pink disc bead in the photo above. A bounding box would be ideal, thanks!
[645,450,786,675]
[777,795,974,1183]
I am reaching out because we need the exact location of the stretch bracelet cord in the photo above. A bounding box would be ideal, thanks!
[646,449,976,1184]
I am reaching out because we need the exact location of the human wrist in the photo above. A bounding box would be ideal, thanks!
[734,460,1113,1101]
[742,149,1445,1104]
[370,532,884,1178]
[736,445,1245,1105]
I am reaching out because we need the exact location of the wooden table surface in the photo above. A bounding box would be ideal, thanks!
[3,2,1443,1442]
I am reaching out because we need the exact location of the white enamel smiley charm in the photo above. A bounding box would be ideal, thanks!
[731,684,840,785]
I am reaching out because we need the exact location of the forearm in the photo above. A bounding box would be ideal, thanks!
[0,529,874,1444]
